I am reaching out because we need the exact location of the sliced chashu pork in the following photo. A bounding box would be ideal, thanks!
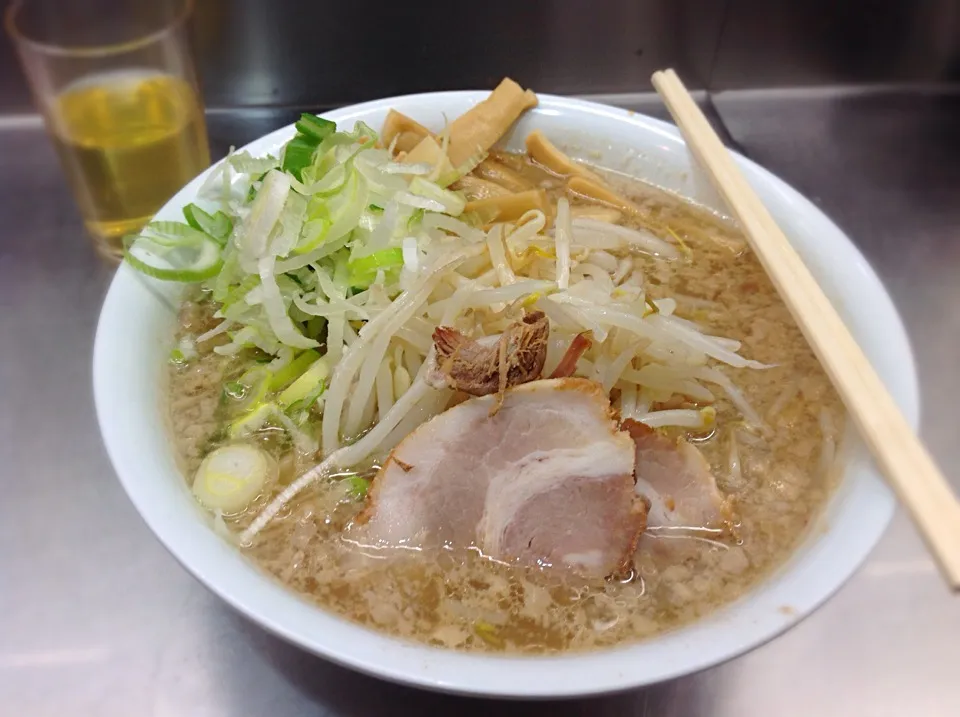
[353,379,645,577]
[622,419,731,552]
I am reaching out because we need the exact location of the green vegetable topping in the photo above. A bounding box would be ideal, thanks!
[278,358,329,410]
[268,349,321,392]
[344,476,370,500]
[124,222,223,282]
[348,248,404,288]
[283,113,337,181]
[192,443,277,513]
[282,136,318,182]
[295,113,336,143]
[183,203,233,242]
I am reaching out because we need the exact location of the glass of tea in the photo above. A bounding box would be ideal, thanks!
[5,0,210,260]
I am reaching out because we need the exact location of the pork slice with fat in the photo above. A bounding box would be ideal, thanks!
[352,379,645,577]
[622,419,731,544]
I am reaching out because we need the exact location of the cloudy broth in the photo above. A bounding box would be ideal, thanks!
[167,158,843,653]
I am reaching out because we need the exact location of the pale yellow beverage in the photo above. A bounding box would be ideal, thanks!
[51,70,210,258]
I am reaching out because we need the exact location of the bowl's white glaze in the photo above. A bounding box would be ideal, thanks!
[94,92,918,697]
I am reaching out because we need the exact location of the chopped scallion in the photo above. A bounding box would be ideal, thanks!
[282,136,318,181]
[223,380,245,399]
[348,248,404,287]
[183,203,233,243]
[268,349,320,392]
[295,113,336,143]
[278,358,329,409]
[192,444,277,513]
[344,476,370,500]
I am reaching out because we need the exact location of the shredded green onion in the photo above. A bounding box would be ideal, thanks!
[407,207,425,230]
[223,380,244,399]
[408,176,466,216]
[283,114,337,182]
[183,203,233,242]
[305,316,327,341]
[232,366,272,412]
[473,621,504,648]
[124,229,222,282]
[294,113,335,143]
[269,349,320,392]
[282,136,318,182]
[278,357,329,409]
[228,402,275,439]
[348,248,404,288]
[344,476,370,500]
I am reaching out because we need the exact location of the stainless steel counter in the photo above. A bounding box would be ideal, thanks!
[2,89,959,715]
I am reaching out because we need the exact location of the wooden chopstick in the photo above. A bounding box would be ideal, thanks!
[651,68,960,591]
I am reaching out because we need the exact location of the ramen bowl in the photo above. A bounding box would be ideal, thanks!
[93,91,918,697]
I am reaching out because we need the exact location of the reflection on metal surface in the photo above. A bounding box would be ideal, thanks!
[189,0,725,107]
[2,0,958,113]
[0,112,41,128]
[0,647,110,668]
[862,560,937,578]
[711,0,960,88]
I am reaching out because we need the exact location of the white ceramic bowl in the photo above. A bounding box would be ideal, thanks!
[94,92,919,698]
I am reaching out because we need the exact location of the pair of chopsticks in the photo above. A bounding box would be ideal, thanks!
[651,69,960,591]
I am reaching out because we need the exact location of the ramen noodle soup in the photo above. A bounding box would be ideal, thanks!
[130,78,843,654]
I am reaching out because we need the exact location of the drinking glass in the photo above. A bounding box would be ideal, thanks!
[5,0,210,260]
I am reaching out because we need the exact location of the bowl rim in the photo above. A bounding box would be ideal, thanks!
[94,90,919,698]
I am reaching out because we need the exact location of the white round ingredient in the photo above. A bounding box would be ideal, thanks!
[192,444,276,513]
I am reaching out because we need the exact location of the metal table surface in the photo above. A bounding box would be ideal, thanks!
[2,89,959,716]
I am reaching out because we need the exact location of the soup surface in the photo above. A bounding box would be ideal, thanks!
[166,153,843,654]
